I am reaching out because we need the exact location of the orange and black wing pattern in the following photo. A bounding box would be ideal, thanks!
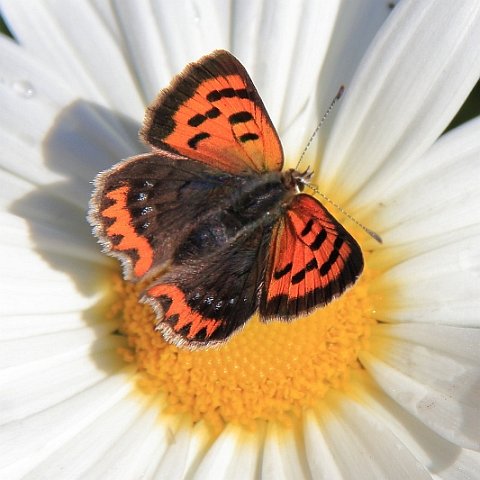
[260,194,364,319]
[141,50,284,175]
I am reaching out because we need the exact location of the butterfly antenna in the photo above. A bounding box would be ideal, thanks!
[296,85,345,171]
[306,183,383,244]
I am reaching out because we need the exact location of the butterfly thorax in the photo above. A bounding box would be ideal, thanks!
[174,170,296,263]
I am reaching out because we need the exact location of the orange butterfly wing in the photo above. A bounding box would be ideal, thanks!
[141,50,284,174]
[260,194,364,318]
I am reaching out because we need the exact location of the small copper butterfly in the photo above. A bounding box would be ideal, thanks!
[89,50,363,349]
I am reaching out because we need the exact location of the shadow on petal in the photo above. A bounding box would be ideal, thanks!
[9,100,146,373]
[9,99,144,296]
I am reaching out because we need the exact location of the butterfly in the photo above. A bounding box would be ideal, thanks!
[89,50,363,349]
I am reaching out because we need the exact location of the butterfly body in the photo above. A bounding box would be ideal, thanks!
[89,50,364,348]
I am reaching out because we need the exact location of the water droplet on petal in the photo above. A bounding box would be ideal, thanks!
[190,1,201,23]
[12,80,35,98]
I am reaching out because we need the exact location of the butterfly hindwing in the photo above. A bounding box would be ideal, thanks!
[260,194,364,319]
[141,50,284,175]
[89,152,244,281]
[143,222,273,348]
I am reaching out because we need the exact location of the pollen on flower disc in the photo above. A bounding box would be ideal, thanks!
[108,252,378,433]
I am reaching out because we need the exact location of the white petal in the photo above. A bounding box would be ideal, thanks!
[0,336,124,424]
[0,369,135,478]
[371,234,480,326]
[372,116,480,246]
[303,410,343,479]
[107,2,174,103]
[1,212,106,266]
[193,425,261,480]
[154,420,211,480]
[0,322,118,369]
[149,0,232,74]
[262,421,309,480]
[1,0,144,119]
[0,35,75,146]
[39,97,143,208]
[0,216,105,314]
[267,0,341,160]
[1,248,100,315]
[381,116,480,199]
[322,0,480,207]
[0,37,139,206]
[348,373,480,480]
[237,1,339,130]
[74,399,171,480]
[373,323,480,364]
[317,393,432,479]
[1,311,94,340]
[255,0,392,163]
[23,396,169,480]
[0,214,108,313]
[112,0,232,103]
[433,449,480,480]
[301,0,392,165]
[361,324,480,449]
[0,130,62,186]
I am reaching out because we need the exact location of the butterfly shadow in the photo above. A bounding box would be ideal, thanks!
[9,99,145,372]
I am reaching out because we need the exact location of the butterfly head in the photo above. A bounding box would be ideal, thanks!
[282,167,314,192]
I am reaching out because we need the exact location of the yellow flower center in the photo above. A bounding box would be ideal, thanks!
[107,249,378,433]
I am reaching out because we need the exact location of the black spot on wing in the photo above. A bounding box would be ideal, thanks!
[206,87,248,102]
[229,111,254,125]
[188,107,221,127]
[188,132,210,149]
[274,262,293,280]
[310,229,327,250]
[319,238,344,276]
[239,133,259,143]
[291,269,306,285]
[305,258,318,271]
[301,219,314,237]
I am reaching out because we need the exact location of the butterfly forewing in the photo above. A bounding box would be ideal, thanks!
[141,50,284,175]
[260,194,364,319]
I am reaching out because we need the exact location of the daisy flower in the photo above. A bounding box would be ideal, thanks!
[1,1,480,478]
